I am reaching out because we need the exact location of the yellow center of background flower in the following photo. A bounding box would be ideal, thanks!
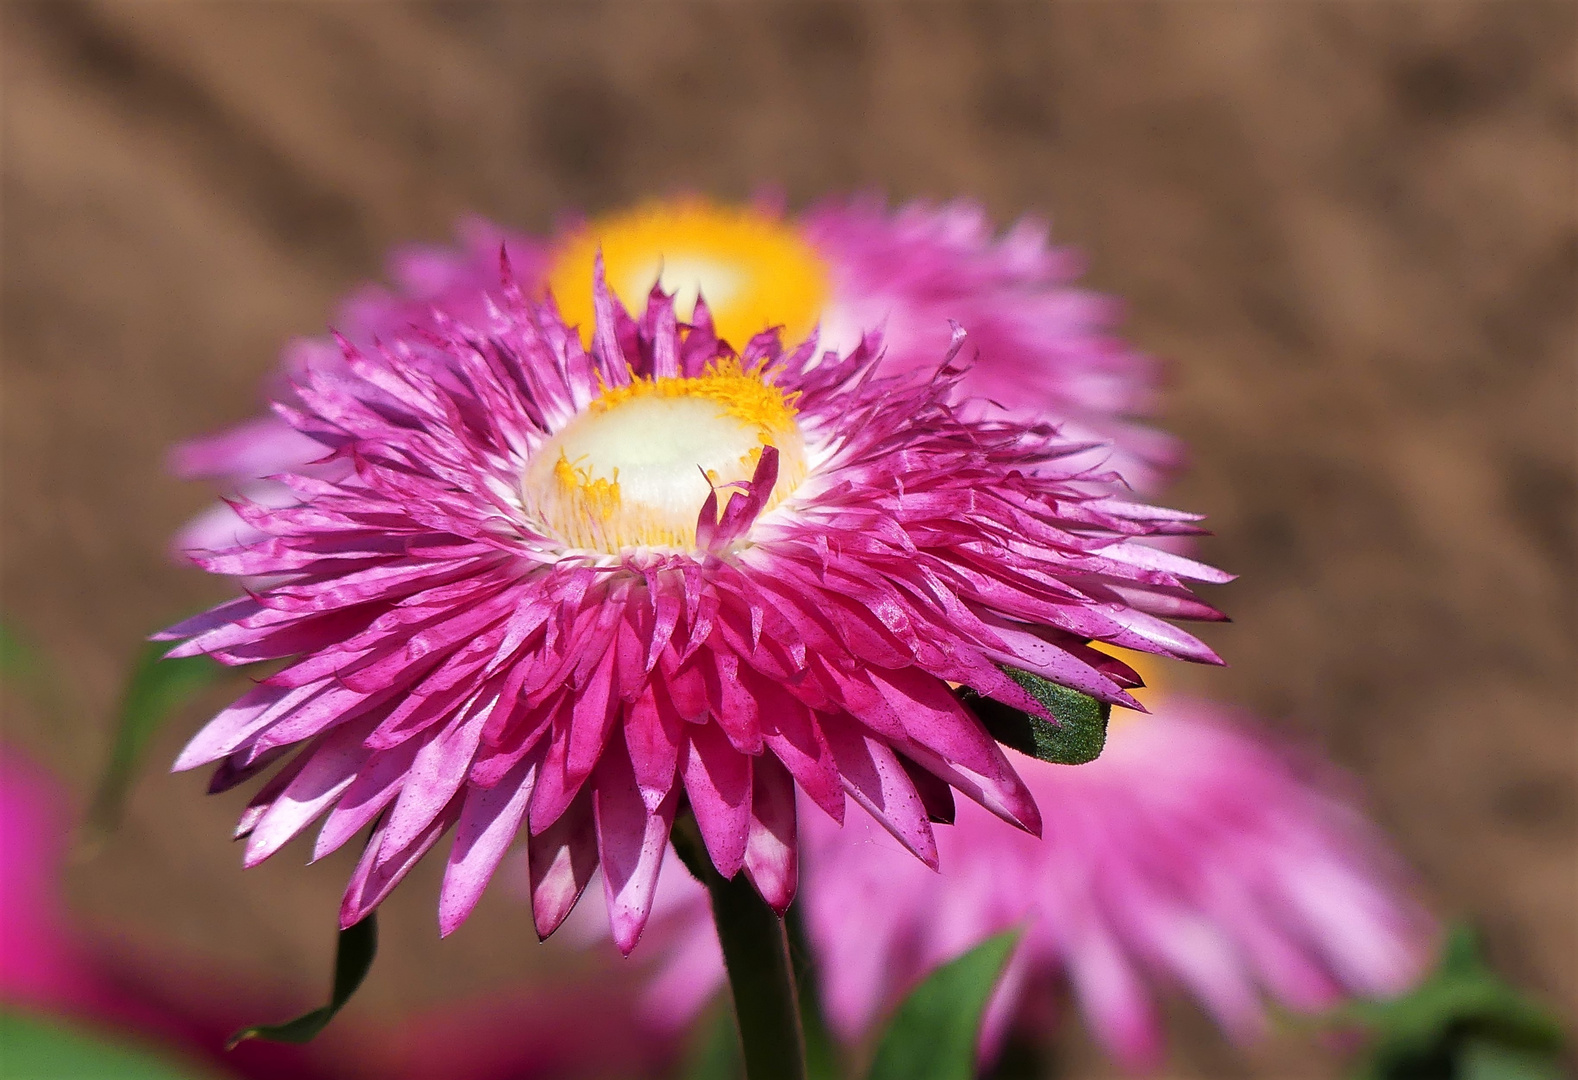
[546,200,831,351]
[1095,645,1166,727]
[522,360,808,553]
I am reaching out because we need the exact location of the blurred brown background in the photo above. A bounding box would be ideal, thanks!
[2,2,1574,1077]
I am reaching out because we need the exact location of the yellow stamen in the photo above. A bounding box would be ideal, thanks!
[591,357,801,437]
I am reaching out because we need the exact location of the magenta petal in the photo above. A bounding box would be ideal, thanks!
[742,754,798,914]
[1068,923,1164,1071]
[593,739,679,954]
[624,687,681,812]
[758,694,844,825]
[312,740,419,862]
[527,717,592,838]
[822,718,938,868]
[528,788,598,939]
[438,749,540,938]
[169,416,326,481]
[339,794,461,929]
[681,722,753,879]
[173,682,318,772]
[243,721,373,866]
[233,750,312,841]
[381,709,486,855]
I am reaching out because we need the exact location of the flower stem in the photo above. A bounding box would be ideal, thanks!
[672,812,808,1080]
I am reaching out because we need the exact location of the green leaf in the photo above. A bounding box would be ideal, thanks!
[1344,924,1568,1080]
[0,1010,221,1080]
[0,619,37,684]
[1460,1039,1568,1080]
[865,931,1018,1080]
[0,618,65,722]
[228,914,377,1048]
[674,1003,743,1080]
[87,640,238,834]
[958,668,1109,765]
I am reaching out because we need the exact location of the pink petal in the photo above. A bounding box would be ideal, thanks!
[528,789,598,939]
[742,754,798,913]
[438,749,541,937]
[822,718,938,868]
[243,721,374,866]
[339,794,461,929]
[681,722,752,879]
[592,739,679,954]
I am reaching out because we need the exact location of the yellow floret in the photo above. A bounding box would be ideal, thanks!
[591,358,801,440]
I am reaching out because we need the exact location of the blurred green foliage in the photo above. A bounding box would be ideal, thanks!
[864,931,1018,1080]
[88,640,241,835]
[0,1011,220,1080]
[1346,926,1569,1080]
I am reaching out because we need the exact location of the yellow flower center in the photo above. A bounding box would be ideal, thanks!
[546,199,831,351]
[521,360,808,553]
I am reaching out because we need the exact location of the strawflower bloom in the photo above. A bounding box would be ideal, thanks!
[162,266,1228,953]
[625,662,1435,1071]
[173,196,1177,553]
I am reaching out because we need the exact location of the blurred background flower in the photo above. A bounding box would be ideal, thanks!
[2,3,1572,1078]
[0,741,673,1080]
[597,660,1437,1072]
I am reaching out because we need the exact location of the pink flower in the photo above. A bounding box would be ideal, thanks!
[172,197,1176,553]
[163,266,1227,954]
[629,697,1435,1071]
[0,744,675,1079]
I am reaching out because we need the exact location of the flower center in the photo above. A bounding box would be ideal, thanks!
[522,360,808,553]
[546,199,831,351]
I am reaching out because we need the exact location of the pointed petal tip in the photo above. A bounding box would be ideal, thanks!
[610,912,649,956]
[761,884,796,916]
[531,912,558,942]
[437,906,464,939]
[172,743,219,775]
[1021,807,1044,839]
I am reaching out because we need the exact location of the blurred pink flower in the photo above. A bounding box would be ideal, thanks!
[0,744,669,1080]
[171,197,1177,553]
[162,267,1227,953]
[626,697,1435,1072]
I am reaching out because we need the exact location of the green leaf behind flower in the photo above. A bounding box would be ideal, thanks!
[0,619,38,685]
[0,1010,221,1080]
[87,640,242,835]
[959,668,1109,765]
[0,617,66,723]
[865,931,1018,1080]
[1345,925,1568,1080]
[228,915,377,1048]
[674,1003,744,1080]
[1459,1039,1568,1080]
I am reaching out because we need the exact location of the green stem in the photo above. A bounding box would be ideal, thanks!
[672,812,808,1080]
